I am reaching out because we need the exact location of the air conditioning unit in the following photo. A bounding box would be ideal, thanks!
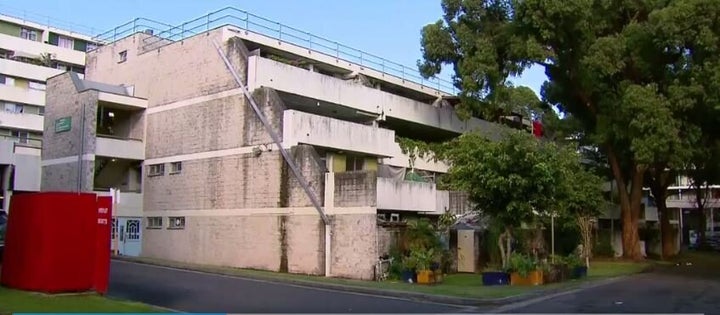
[144,29,154,35]
[389,213,400,222]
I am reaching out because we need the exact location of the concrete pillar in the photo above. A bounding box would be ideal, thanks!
[2,165,13,213]
[323,172,335,210]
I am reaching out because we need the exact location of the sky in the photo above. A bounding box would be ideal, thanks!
[0,0,547,96]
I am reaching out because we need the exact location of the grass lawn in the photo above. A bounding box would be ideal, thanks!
[0,286,163,315]
[119,256,652,300]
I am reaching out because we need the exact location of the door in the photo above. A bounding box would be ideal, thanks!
[457,229,475,273]
[117,217,142,257]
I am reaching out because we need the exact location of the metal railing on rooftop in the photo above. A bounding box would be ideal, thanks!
[0,4,99,38]
[95,7,458,95]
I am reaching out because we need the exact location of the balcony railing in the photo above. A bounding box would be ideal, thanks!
[0,4,100,38]
[93,7,457,94]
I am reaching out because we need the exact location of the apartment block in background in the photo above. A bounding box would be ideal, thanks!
[42,9,522,279]
[0,13,100,212]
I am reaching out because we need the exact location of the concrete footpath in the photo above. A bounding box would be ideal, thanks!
[110,256,633,308]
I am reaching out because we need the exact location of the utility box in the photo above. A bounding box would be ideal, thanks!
[1,192,112,294]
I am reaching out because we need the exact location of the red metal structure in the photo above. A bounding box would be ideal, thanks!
[0,192,112,295]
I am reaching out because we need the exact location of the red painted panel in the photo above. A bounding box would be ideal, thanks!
[93,196,112,295]
[1,192,101,293]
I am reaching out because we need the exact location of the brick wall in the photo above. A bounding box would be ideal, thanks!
[143,151,284,211]
[331,214,377,280]
[85,29,249,107]
[334,171,377,207]
[41,73,99,192]
[283,145,325,208]
[43,73,99,160]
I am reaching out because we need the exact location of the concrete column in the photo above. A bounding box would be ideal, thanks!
[323,172,335,210]
[2,165,13,213]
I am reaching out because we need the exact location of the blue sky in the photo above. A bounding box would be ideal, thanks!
[0,0,546,96]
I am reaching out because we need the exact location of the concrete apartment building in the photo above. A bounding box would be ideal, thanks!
[0,13,99,212]
[40,9,519,279]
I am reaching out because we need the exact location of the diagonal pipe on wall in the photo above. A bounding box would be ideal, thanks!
[211,39,333,277]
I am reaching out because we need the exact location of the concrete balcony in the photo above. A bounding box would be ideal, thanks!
[0,84,45,106]
[0,33,86,66]
[95,191,143,217]
[283,110,395,157]
[98,92,148,110]
[0,58,63,82]
[247,55,503,136]
[95,135,145,160]
[376,177,442,213]
[0,111,44,132]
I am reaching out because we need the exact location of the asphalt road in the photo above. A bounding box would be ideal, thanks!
[108,260,470,313]
[492,261,720,314]
[110,259,720,314]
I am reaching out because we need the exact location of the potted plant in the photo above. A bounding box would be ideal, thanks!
[566,254,587,279]
[481,263,510,286]
[412,247,436,285]
[509,253,543,285]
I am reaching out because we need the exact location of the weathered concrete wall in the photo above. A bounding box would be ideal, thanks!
[334,171,377,207]
[42,72,98,192]
[144,151,283,210]
[377,225,402,257]
[142,215,282,270]
[331,213,377,280]
[85,30,249,107]
[43,73,99,160]
[283,144,325,208]
[41,160,95,192]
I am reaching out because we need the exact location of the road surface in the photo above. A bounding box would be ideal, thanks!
[109,259,720,313]
[109,260,470,313]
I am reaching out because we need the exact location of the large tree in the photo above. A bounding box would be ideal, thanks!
[439,130,571,268]
[419,0,720,259]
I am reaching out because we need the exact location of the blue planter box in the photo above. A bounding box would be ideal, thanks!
[482,271,510,286]
[572,266,588,279]
[401,270,417,283]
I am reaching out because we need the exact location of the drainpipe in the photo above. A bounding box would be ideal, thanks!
[77,103,87,193]
[211,39,332,277]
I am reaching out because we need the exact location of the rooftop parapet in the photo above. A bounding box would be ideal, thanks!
[92,7,457,95]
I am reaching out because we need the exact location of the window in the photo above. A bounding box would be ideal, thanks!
[4,103,23,113]
[20,28,39,41]
[0,75,13,85]
[58,36,74,49]
[118,50,127,63]
[126,219,140,240]
[346,156,364,172]
[147,217,162,229]
[148,163,164,176]
[168,216,185,229]
[39,107,45,116]
[170,161,182,174]
[11,130,29,144]
[28,81,45,91]
[86,42,98,52]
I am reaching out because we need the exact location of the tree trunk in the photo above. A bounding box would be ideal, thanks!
[694,185,708,248]
[608,148,644,260]
[648,168,675,260]
[576,216,592,260]
[499,228,514,270]
[658,198,675,258]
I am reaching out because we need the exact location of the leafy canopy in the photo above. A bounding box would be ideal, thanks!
[439,130,581,228]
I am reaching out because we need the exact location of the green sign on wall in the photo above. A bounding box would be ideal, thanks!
[55,116,71,133]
